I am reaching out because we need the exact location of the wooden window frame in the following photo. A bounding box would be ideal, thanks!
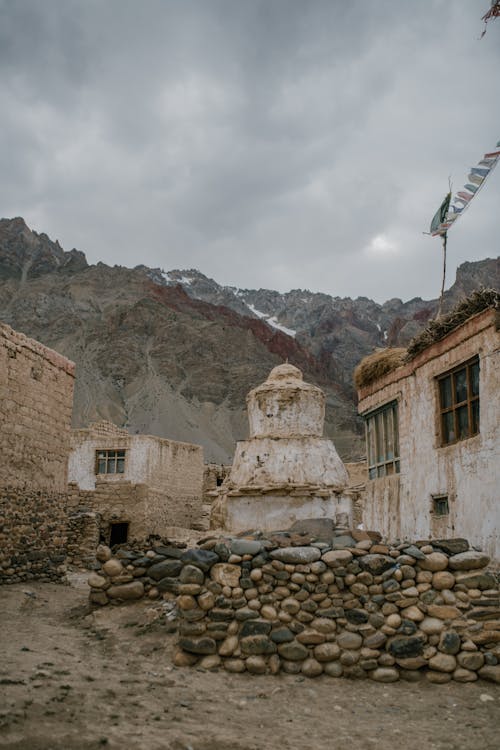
[437,357,479,447]
[95,449,126,475]
[364,400,400,480]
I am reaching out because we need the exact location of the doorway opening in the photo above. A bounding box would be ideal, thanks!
[109,522,129,546]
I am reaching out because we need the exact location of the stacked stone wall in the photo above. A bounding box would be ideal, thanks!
[87,530,500,684]
[0,487,68,583]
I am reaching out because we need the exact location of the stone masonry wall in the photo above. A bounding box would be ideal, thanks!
[0,323,75,583]
[87,527,500,685]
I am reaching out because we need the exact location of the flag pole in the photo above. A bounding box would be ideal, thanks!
[437,231,447,318]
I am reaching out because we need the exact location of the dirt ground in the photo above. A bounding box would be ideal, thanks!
[1,576,499,750]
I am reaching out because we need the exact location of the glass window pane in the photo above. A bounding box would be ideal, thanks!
[367,418,376,466]
[457,405,469,440]
[377,465,386,478]
[117,458,125,473]
[117,450,125,458]
[395,460,400,473]
[97,450,106,459]
[470,361,479,396]
[384,409,394,460]
[107,461,116,474]
[471,399,479,435]
[386,463,394,475]
[369,467,377,479]
[442,412,455,444]
[107,450,116,459]
[439,377,452,409]
[454,369,467,404]
[97,459,106,473]
[376,412,385,463]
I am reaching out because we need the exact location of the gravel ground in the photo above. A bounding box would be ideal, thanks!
[1,577,499,750]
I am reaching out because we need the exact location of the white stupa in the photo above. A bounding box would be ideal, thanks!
[211,363,352,532]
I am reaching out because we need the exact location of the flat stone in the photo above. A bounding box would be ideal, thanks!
[418,552,448,571]
[173,650,199,667]
[148,560,183,580]
[429,653,457,672]
[180,565,205,585]
[154,545,185,559]
[218,636,239,657]
[345,609,369,624]
[401,545,426,560]
[156,577,179,594]
[270,627,295,643]
[179,636,217,655]
[426,671,452,684]
[230,540,262,556]
[107,581,144,600]
[322,550,353,567]
[337,631,363,650]
[478,665,500,684]
[448,551,490,571]
[289,518,335,542]
[363,632,387,649]
[87,572,107,589]
[270,546,321,564]
[453,668,477,682]
[296,629,325,645]
[426,604,460,620]
[277,640,309,661]
[370,668,399,683]
[210,563,241,588]
[240,619,272,637]
[395,656,427,670]
[432,538,469,555]
[455,572,497,590]
[181,549,219,572]
[198,654,221,670]
[358,554,395,576]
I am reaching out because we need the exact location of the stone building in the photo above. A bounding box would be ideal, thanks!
[0,322,75,582]
[212,363,351,532]
[355,299,499,557]
[68,420,204,546]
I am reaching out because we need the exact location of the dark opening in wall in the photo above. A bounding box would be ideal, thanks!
[109,522,129,546]
[216,476,224,487]
[432,495,449,516]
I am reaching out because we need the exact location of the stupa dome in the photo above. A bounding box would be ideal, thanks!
[246,364,325,439]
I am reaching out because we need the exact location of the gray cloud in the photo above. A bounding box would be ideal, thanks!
[1,0,499,302]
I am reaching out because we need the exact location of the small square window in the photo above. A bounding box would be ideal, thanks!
[96,449,126,475]
[432,496,449,516]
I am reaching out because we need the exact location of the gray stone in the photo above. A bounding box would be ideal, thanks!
[180,549,219,572]
[448,551,490,570]
[370,668,399,683]
[359,554,396,576]
[240,619,272,637]
[277,640,309,661]
[454,571,496,590]
[389,636,425,659]
[270,546,321,564]
[154,545,185,559]
[179,637,217,655]
[457,652,484,671]
[400,545,426,560]
[345,609,369,625]
[432,538,469,556]
[148,560,183,580]
[270,627,295,643]
[230,540,262,556]
[429,653,457,673]
[156,577,179,594]
[438,631,461,655]
[240,635,277,655]
[301,658,323,677]
[213,542,231,561]
[245,655,267,674]
[337,631,363,650]
[331,535,356,550]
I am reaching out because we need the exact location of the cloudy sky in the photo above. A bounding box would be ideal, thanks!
[1,1,499,302]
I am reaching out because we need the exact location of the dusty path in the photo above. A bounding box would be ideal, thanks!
[1,578,499,750]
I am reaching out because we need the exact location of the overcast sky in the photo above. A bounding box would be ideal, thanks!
[1,1,499,303]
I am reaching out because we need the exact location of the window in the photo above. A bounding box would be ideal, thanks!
[95,449,126,475]
[365,401,400,479]
[432,495,449,516]
[109,522,129,546]
[437,357,479,446]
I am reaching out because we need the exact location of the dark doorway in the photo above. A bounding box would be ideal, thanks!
[109,522,129,546]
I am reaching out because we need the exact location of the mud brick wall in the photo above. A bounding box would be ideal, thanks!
[0,322,75,491]
[0,323,75,583]
[87,530,500,685]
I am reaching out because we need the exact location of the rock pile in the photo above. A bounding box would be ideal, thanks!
[87,528,500,684]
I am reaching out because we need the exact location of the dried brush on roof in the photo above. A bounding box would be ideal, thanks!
[354,348,406,390]
[406,288,499,361]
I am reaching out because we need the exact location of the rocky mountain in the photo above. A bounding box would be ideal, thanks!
[0,217,497,463]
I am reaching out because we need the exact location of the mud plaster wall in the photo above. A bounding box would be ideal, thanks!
[0,323,75,582]
[357,311,500,558]
[68,425,204,535]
